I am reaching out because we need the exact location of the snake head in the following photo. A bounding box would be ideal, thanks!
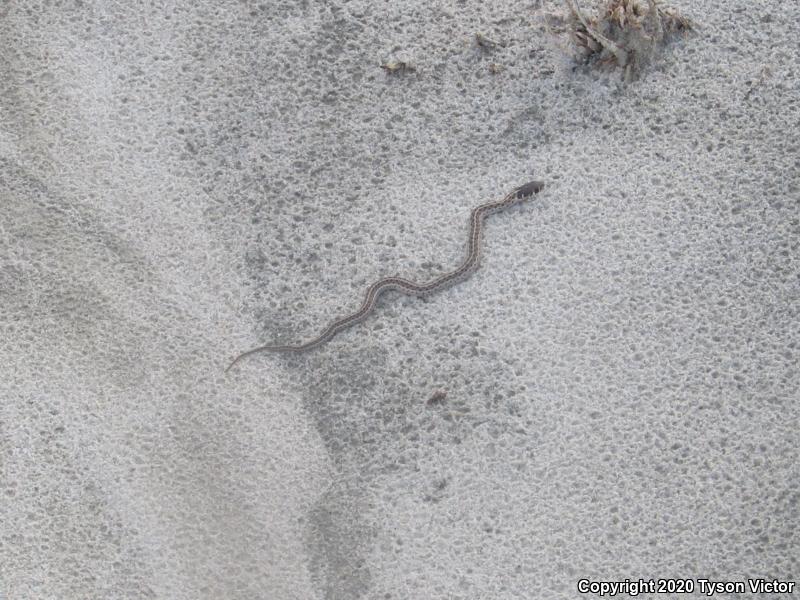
[515,180,545,199]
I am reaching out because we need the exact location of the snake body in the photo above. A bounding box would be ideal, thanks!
[226,180,545,371]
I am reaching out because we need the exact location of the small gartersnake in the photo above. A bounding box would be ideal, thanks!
[226,180,545,371]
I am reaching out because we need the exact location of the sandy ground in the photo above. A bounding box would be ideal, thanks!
[1,1,798,598]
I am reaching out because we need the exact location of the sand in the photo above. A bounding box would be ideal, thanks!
[1,1,798,598]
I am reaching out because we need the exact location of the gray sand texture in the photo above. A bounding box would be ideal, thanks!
[1,1,798,598]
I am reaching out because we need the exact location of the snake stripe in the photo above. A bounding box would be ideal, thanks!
[226,180,545,371]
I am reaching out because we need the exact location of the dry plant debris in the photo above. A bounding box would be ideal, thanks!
[475,32,503,51]
[380,60,416,75]
[565,0,692,80]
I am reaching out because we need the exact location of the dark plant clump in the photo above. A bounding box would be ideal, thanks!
[565,0,692,80]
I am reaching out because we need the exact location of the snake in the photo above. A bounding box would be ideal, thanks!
[226,180,545,371]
